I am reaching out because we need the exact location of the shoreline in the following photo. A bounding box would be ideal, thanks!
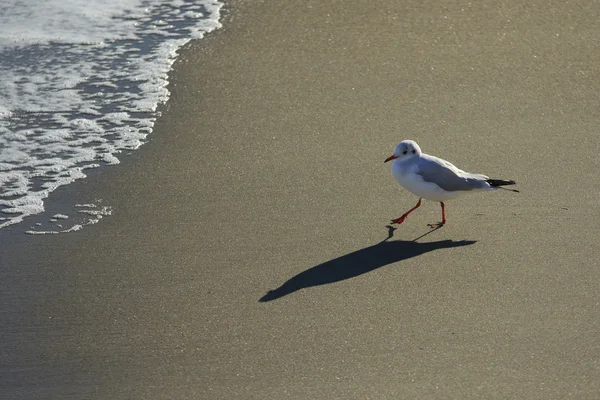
[3,0,600,398]
[0,0,224,235]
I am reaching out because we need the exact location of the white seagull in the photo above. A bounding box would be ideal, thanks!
[384,140,518,227]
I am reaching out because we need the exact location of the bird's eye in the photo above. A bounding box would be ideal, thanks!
[402,150,408,155]
[412,150,416,154]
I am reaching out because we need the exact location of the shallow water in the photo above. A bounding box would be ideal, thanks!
[0,0,223,233]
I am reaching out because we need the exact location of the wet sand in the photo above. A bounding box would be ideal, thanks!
[2,0,600,398]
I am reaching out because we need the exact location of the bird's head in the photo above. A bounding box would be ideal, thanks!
[384,140,422,163]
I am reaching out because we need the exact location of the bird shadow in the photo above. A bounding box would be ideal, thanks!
[259,227,476,302]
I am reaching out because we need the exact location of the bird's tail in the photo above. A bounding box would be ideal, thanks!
[487,179,519,193]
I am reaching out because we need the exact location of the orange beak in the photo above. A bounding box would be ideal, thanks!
[384,155,398,163]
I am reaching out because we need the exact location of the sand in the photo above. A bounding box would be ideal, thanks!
[2,0,600,398]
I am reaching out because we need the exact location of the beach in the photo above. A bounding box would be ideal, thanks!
[2,0,600,398]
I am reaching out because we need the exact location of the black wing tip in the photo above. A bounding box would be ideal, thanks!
[487,178,519,193]
[487,179,516,187]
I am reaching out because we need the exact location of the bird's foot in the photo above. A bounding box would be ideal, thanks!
[427,222,445,229]
[391,215,408,225]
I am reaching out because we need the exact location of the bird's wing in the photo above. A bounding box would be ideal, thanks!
[416,155,490,192]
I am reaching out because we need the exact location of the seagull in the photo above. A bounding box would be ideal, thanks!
[384,140,518,227]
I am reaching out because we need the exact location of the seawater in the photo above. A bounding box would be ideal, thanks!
[0,0,222,234]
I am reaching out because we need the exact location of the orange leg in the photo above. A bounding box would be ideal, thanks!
[427,202,446,228]
[391,198,422,225]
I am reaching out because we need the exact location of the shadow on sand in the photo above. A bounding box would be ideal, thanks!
[259,226,476,302]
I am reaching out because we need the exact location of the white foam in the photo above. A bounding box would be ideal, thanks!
[0,0,223,231]
[0,0,143,47]
[25,203,112,235]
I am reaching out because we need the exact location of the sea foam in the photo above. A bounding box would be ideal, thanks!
[0,0,223,233]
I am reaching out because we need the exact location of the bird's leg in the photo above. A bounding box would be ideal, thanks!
[427,202,446,228]
[391,198,422,225]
